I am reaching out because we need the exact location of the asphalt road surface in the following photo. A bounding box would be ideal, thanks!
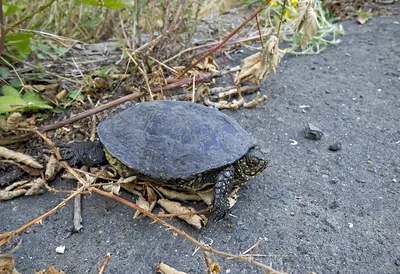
[1,16,399,274]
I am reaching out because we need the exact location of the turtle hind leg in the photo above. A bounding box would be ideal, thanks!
[211,166,234,221]
[59,140,106,167]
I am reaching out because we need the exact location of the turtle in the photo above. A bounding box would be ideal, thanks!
[60,100,268,220]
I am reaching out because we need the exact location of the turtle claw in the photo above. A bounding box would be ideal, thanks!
[211,166,234,221]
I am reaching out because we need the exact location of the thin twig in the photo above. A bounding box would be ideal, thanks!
[73,183,83,232]
[177,1,272,78]
[163,31,278,64]
[256,15,264,48]
[148,55,178,75]
[276,0,287,39]
[72,168,118,182]
[98,253,111,274]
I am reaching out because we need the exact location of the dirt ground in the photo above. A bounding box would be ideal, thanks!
[1,15,400,274]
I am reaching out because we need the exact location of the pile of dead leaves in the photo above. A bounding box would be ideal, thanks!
[0,146,53,201]
[104,175,241,229]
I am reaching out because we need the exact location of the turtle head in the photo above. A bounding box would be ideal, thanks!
[234,154,268,183]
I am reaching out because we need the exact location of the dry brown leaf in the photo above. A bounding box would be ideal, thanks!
[302,4,319,50]
[204,251,220,274]
[235,52,266,84]
[25,178,45,196]
[158,199,207,229]
[4,180,29,191]
[55,90,68,101]
[31,84,59,92]
[61,171,75,180]
[197,189,214,206]
[92,167,118,179]
[357,12,371,25]
[194,83,210,102]
[235,35,284,84]
[183,82,210,103]
[156,261,187,274]
[293,0,319,50]
[198,187,240,209]
[293,0,309,32]
[7,113,22,130]
[187,56,219,78]
[0,113,22,132]
[0,189,27,200]
[0,147,43,169]
[243,92,268,108]
[45,155,61,181]
[265,35,285,76]
[208,262,220,274]
[197,56,219,73]
[17,115,36,128]
[120,176,142,195]
[155,187,203,201]
[103,172,138,195]
[146,186,158,208]
[0,255,20,274]
[357,15,368,25]
[133,186,157,218]
[0,178,46,200]
[1,180,29,200]
[102,183,121,195]
[119,176,138,184]
[134,194,151,218]
[34,265,65,274]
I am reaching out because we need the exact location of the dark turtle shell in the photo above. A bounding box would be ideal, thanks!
[97,100,254,181]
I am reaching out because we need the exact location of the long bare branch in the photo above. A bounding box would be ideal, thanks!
[177,1,272,78]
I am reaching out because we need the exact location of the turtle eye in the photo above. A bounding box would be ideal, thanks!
[246,157,258,166]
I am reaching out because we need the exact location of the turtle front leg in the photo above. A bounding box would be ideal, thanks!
[59,140,107,167]
[212,166,234,221]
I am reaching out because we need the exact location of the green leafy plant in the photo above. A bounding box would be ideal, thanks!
[2,1,24,16]
[0,86,53,114]
[4,33,33,59]
[77,0,125,9]
[241,0,343,55]
[1,2,32,58]
[30,41,68,61]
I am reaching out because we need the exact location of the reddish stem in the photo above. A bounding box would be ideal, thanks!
[177,1,272,78]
